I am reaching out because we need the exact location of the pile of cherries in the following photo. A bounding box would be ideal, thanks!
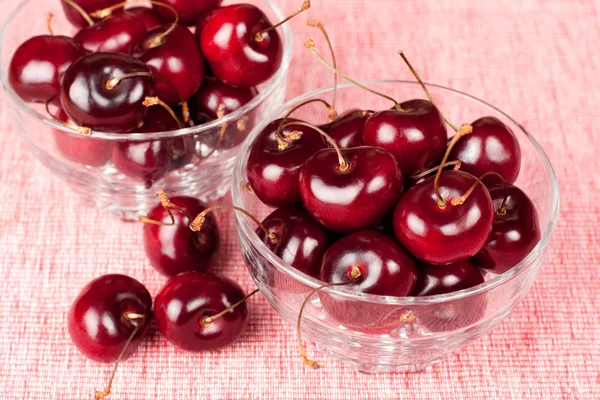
[8,0,305,187]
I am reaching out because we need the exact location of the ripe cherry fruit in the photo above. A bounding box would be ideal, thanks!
[152,0,222,26]
[61,0,121,28]
[74,11,147,54]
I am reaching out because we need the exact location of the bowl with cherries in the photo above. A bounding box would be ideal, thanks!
[0,0,300,219]
[226,40,560,372]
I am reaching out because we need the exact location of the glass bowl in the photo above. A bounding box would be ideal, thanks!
[0,0,292,220]
[231,80,560,372]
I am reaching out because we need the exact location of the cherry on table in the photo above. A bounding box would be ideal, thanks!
[74,11,147,54]
[154,272,251,352]
[152,0,223,26]
[61,0,121,28]
[131,24,205,105]
[319,109,368,149]
[471,184,540,274]
[60,52,154,132]
[412,260,485,296]
[9,35,85,105]
[194,6,220,40]
[142,195,219,277]
[68,274,152,363]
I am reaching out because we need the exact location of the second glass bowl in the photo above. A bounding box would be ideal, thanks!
[232,80,559,372]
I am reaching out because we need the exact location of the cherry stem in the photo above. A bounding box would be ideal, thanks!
[200,289,260,327]
[90,0,179,47]
[281,121,348,172]
[451,172,509,215]
[138,189,194,226]
[143,97,183,129]
[297,266,361,369]
[307,20,337,109]
[255,0,310,42]
[305,39,402,111]
[62,0,94,26]
[215,103,228,146]
[44,100,91,135]
[47,12,54,35]
[105,72,189,123]
[410,160,462,181]
[433,124,473,208]
[243,182,253,193]
[94,313,146,399]
[398,50,459,132]
[190,205,279,244]
[276,99,337,148]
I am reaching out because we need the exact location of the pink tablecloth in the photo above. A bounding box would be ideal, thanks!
[1,0,599,398]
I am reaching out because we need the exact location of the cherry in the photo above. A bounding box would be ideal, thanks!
[448,116,522,184]
[74,11,147,54]
[154,272,250,351]
[53,108,111,166]
[8,35,85,104]
[120,7,165,31]
[247,118,326,207]
[68,274,152,363]
[194,7,220,41]
[257,206,330,290]
[152,0,223,26]
[471,184,540,274]
[61,0,121,28]
[299,138,403,233]
[201,2,296,87]
[412,260,484,296]
[131,24,204,105]
[112,107,192,187]
[393,169,494,265]
[60,52,154,132]
[142,193,219,277]
[362,99,447,177]
[319,109,367,149]
[318,230,417,327]
[189,79,255,120]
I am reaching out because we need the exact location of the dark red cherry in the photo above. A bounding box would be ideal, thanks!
[247,119,326,207]
[121,7,165,31]
[53,108,111,166]
[448,117,521,184]
[131,24,204,104]
[412,260,484,296]
[299,146,403,233]
[9,35,85,104]
[68,274,152,362]
[194,7,220,41]
[112,107,193,187]
[201,4,282,88]
[74,12,147,54]
[143,196,219,277]
[319,230,417,327]
[319,109,367,149]
[61,0,121,28]
[393,170,494,265]
[362,100,447,178]
[153,0,222,26]
[154,272,249,351]
[61,52,154,132]
[471,184,540,274]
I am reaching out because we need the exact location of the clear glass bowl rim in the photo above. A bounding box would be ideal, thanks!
[0,0,293,141]
[232,79,561,305]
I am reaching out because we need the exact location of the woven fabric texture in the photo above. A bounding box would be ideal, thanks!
[0,0,599,399]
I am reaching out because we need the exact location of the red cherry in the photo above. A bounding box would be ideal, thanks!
[471,184,540,273]
[190,79,255,119]
[412,260,484,296]
[120,7,165,31]
[53,108,111,166]
[299,146,403,233]
[319,230,417,327]
[247,119,326,207]
[154,272,249,351]
[8,35,85,104]
[362,100,447,177]
[131,24,205,104]
[448,117,522,184]
[112,107,193,187]
[200,4,282,88]
[74,11,147,54]
[61,0,120,28]
[393,170,494,265]
[319,109,367,149]
[68,274,152,362]
[194,7,220,40]
[60,52,154,132]
[143,196,219,277]
[152,0,223,26]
